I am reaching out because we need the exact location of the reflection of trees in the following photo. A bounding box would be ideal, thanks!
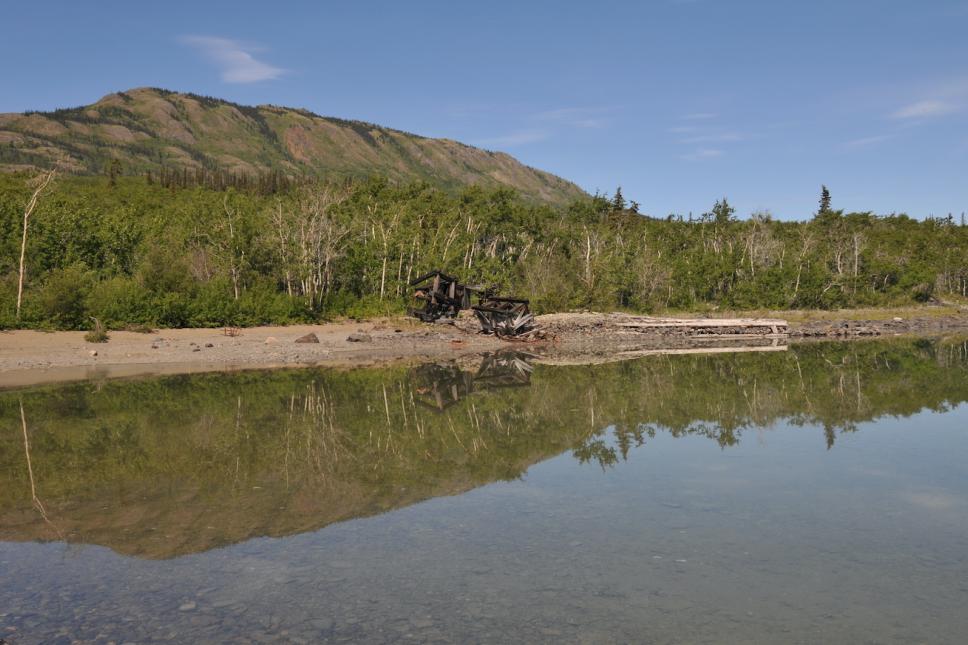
[0,337,966,556]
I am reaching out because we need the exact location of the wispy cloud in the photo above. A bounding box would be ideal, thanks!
[891,99,959,120]
[534,107,613,129]
[681,148,724,161]
[680,132,745,144]
[681,112,717,120]
[471,106,615,149]
[474,130,550,148]
[181,36,287,83]
[844,134,893,149]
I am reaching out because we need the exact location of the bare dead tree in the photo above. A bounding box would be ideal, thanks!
[16,170,56,320]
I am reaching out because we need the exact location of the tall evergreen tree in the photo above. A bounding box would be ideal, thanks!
[711,198,735,224]
[819,185,832,214]
[612,187,626,211]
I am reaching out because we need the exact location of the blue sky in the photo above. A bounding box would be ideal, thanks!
[4,0,967,219]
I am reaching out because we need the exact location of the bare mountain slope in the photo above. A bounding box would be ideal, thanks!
[0,87,586,204]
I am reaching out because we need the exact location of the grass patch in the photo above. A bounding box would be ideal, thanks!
[84,317,110,343]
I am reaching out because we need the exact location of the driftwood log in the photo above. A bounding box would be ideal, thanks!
[614,317,788,337]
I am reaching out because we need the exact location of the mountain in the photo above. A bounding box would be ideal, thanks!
[0,87,586,205]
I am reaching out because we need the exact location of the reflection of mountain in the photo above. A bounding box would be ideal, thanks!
[1,338,966,559]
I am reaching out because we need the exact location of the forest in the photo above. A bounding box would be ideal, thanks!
[1,172,966,330]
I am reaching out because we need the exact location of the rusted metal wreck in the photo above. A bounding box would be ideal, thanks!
[410,270,536,338]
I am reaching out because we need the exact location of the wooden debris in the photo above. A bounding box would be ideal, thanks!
[614,316,788,337]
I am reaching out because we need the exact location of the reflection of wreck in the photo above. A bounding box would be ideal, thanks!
[411,351,534,411]
[409,269,535,337]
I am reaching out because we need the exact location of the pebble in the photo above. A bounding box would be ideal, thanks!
[179,601,197,612]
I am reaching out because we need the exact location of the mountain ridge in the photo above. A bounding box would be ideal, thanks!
[0,87,586,205]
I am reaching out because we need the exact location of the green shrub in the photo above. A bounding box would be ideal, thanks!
[86,276,152,327]
[188,279,240,327]
[151,292,192,328]
[237,282,312,325]
[31,264,95,330]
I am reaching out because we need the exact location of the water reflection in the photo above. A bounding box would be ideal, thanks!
[1,338,967,560]
[412,350,534,411]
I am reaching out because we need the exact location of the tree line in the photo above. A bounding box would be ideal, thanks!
[1,172,966,330]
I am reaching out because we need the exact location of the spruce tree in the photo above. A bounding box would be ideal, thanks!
[612,187,626,211]
[711,198,735,224]
[819,185,831,214]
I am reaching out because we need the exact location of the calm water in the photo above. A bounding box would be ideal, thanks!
[1,339,967,644]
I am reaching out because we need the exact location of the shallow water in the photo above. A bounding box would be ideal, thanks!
[1,339,967,643]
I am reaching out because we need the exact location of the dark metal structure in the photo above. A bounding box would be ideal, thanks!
[409,270,480,322]
[409,269,535,337]
[472,295,535,337]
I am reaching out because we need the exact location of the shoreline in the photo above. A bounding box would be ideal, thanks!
[2,307,966,390]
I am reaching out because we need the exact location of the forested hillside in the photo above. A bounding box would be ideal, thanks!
[1,173,966,330]
[0,87,585,206]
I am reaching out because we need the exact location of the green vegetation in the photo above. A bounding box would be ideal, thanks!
[1,173,966,330]
[83,317,109,343]
[1,338,966,557]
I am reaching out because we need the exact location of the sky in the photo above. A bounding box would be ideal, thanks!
[3,0,967,219]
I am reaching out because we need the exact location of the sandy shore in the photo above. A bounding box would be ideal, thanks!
[2,308,966,389]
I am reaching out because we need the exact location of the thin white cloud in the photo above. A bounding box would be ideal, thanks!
[681,112,717,120]
[680,132,745,144]
[901,490,962,511]
[475,130,549,148]
[891,99,959,119]
[844,134,893,149]
[681,148,723,161]
[181,36,287,83]
[534,107,612,129]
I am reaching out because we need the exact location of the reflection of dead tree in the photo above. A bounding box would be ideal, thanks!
[299,381,355,482]
[19,399,62,538]
[16,170,56,319]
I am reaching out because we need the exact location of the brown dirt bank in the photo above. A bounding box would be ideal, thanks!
[1,306,966,389]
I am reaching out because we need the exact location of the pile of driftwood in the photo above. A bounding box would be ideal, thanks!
[410,270,537,338]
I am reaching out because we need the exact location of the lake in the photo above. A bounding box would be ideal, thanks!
[1,338,967,644]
